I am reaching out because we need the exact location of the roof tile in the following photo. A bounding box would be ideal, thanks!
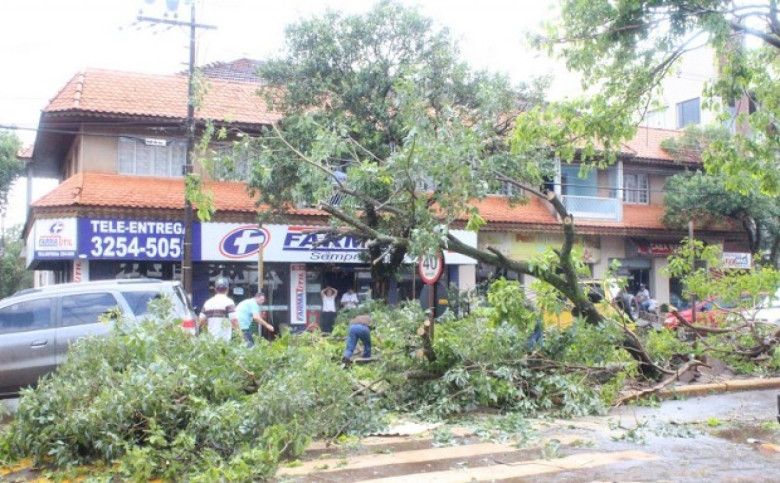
[32,174,721,233]
[45,69,281,125]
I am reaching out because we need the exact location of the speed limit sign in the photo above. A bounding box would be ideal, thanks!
[418,252,444,284]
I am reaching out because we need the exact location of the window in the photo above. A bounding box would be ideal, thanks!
[121,291,163,317]
[644,107,668,128]
[676,98,701,128]
[118,137,186,177]
[561,165,597,197]
[209,143,251,181]
[623,173,649,204]
[490,180,524,197]
[61,293,120,327]
[0,298,53,334]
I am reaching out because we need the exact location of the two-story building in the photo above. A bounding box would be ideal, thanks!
[22,63,477,330]
[23,61,748,326]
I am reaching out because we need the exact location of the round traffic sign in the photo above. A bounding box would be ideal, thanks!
[418,252,444,284]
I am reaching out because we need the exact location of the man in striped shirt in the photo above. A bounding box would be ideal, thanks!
[198,278,238,342]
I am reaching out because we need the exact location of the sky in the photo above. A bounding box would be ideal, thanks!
[0,0,567,228]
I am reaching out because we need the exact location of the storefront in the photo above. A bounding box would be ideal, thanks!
[27,218,477,331]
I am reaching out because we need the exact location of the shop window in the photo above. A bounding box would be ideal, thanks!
[676,98,701,128]
[623,173,649,204]
[118,137,186,177]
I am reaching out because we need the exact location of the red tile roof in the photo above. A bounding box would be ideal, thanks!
[622,126,684,162]
[30,173,321,216]
[32,174,698,233]
[471,195,555,224]
[17,146,33,159]
[45,69,281,125]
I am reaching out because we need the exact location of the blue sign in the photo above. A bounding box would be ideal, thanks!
[218,225,269,259]
[78,219,185,261]
[282,226,364,252]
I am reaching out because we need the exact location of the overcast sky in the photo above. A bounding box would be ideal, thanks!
[0,0,567,227]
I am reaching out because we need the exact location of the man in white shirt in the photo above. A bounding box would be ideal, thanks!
[198,278,239,342]
[341,288,359,310]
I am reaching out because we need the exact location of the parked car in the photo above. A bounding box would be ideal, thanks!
[746,288,780,327]
[664,293,770,329]
[0,279,196,398]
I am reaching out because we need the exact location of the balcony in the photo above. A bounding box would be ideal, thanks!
[561,195,622,222]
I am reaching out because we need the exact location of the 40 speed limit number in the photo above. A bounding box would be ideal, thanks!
[418,252,444,284]
[89,235,182,259]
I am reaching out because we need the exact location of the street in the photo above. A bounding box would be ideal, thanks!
[275,389,780,482]
[2,389,779,482]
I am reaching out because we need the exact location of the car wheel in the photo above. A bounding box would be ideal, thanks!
[615,295,640,321]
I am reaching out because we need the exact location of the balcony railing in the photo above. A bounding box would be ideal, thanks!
[561,195,622,222]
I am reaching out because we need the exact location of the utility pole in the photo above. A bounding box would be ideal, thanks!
[137,1,215,296]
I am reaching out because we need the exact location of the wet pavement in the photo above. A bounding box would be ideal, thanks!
[277,389,780,482]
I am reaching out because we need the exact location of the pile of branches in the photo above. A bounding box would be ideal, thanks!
[0,318,383,481]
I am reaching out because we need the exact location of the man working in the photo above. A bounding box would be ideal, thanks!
[199,278,239,342]
[342,313,373,364]
[236,291,274,347]
[635,283,652,311]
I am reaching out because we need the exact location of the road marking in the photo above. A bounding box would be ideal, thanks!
[359,450,657,482]
[277,442,520,476]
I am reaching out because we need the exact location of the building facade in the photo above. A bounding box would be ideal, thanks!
[24,62,749,326]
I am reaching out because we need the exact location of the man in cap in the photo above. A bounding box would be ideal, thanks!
[198,277,239,342]
[635,283,652,312]
[236,291,274,347]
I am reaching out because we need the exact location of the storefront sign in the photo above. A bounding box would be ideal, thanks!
[479,232,600,263]
[78,219,185,261]
[199,224,477,264]
[722,252,751,269]
[636,242,679,256]
[218,225,269,259]
[283,226,364,262]
[290,264,307,325]
[33,219,77,259]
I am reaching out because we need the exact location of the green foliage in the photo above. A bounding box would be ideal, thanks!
[1,295,653,479]
[662,239,780,371]
[238,0,549,298]
[371,301,626,419]
[1,225,33,298]
[0,315,381,480]
[0,130,23,210]
[486,278,537,330]
[642,328,693,367]
[537,0,780,196]
[662,131,780,268]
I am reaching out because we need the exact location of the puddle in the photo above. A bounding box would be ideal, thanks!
[713,423,780,447]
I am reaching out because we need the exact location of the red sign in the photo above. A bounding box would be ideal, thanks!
[636,242,679,256]
[418,253,444,284]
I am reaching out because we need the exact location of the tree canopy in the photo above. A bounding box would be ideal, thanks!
[0,130,23,212]
[661,127,780,268]
[250,0,549,297]
[521,0,780,196]
[1,225,33,298]
[243,1,661,376]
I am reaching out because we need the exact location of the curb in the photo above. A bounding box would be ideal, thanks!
[658,378,780,399]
